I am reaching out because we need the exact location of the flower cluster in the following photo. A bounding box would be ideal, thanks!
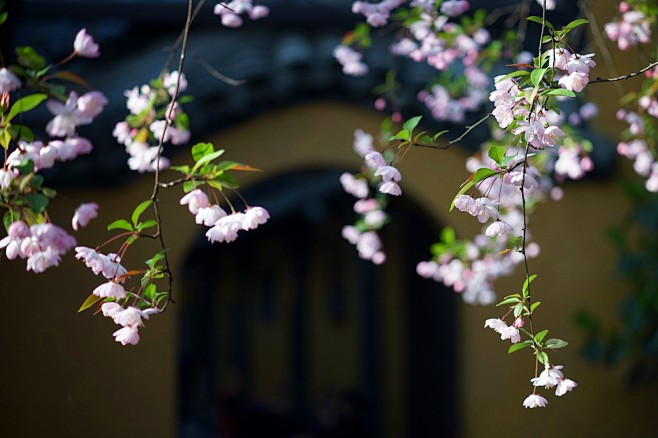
[333,45,369,77]
[340,129,403,264]
[352,0,405,27]
[0,221,76,273]
[613,65,658,192]
[213,1,269,28]
[179,189,269,243]
[387,1,494,122]
[113,71,191,173]
[0,28,105,273]
[75,246,164,346]
[604,2,652,51]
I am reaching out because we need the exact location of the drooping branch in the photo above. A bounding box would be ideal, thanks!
[589,60,658,84]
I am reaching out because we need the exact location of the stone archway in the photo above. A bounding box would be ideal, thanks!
[179,168,457,438]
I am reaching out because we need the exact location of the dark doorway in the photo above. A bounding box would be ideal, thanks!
[179,168,457,438]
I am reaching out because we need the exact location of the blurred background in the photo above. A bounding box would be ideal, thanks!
[0,0,656,437]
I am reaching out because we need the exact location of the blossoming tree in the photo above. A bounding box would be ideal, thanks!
[1,0,657,413]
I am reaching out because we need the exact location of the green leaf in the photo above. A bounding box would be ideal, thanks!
[497,70,530,82]
[138,219,157,230]
[450,178,475,212]
[146,251,166,268]
[544,88,576,98]
[107,219,133,232]
[432,130,449,142]
[497,296,521,307]
[536,350,549,364]
[209,173,239,190]
[3,210,19,231]
[0,11,8,26]
[513,301,524,317]
[488,146,505,166]
[509,342,531,354]
[473,167,497,183]
[25,193,49,213]
[77,293,101,313]
[527,16,554,30]
[193,149,225,172]
[183,180,203,193]
[191,142,214,161]
[391,129,410,142]
[8,124,35,142]
[541,35,554,44]
[403,115,422,134]
[534,329,549,343]
[522,274,538,294]
[530,301,541,312]
[131,200,153,226]
[6,93,48,122]
[15,46,47,70]
[170,165,190,174]
[530,68,548,87]
[144,283,157,300]
[563,18,588,33]
[41,187,57,198]
[14,159,34,175]
[545,338,569,349]
[0,128,11,150]
[441,226,456,244]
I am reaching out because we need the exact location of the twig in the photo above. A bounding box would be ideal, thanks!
[589,60,658,84]
[193,53,246,86]
[149,0,196,308]
[447,113,492,145]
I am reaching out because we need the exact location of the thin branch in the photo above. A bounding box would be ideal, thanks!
[193,53,246,86]
[447,113,492,145]
[589,60,658,84]
[149,0,196,308]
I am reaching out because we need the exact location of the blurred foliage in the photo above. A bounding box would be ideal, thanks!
[577,179,658,386]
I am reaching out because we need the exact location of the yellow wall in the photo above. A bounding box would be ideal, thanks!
[0,100,655,437]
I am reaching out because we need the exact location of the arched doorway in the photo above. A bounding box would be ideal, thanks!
[179,168,457,437]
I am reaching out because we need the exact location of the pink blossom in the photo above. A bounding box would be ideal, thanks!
[242,206,270,230]
[72,203,99,231]
[162,70,188,95]
[101,302,123,318]
[558,71,589,92]
[354,198,379,214]
[341,225,360,245]
[76,91,107,118]
[379,181,402,196]
[93,281,126,300]
[440,0,470,17]
[46,92,91,138]
[195,205,227,226]
[555,378,577,396]
[365,151,386,169]
[206,213,244,243]
[101,253,128,282]
[113,326,140,346]
[0,68,21,93]
[340,173,369,199]
[333,46,368,77]
[26,248,61,273]
[249,5,269,20]
[374,165,402,182]
[523,394,548,408]
[73,28,100,58]
[485,220,513,238]
[180,189,210,214]
[353,129,374,157]
[113,306,147,327]
[531,364,564,388]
